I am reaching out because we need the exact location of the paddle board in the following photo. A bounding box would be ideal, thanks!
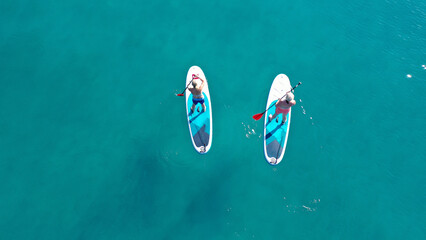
[185,66,213,154]
[263,74,292,165]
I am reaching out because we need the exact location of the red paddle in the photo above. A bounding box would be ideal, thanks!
[176,74,201,96]
[252,82,302,120]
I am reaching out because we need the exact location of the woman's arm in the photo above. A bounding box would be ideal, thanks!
[198,78,205,90]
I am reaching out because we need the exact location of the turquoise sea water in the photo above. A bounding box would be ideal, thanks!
[1,0,425,239]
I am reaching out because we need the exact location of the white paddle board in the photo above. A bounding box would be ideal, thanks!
[263,74,292,165]
[185,66,213,154]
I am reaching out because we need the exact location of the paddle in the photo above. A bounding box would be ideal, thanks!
[176,74,201,96]
[252,82,302,120]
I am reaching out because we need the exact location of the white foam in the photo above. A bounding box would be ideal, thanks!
[302,205,313,211]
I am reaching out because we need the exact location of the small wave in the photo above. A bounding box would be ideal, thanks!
[242,122,261,139]
[298,98,315,125]
[283,198,321,213]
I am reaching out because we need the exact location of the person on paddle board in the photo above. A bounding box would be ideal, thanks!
[269,92,296,124]
[188,76,206,113]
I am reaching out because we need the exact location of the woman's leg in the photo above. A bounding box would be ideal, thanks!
[269,112,279,122]
[281,114,287,124]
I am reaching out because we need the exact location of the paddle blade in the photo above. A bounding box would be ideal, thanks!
[252,113,264,121]
[176,93,184,96]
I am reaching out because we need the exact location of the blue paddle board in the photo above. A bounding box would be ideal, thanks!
[185,66,213,154]
[264,74,292,165]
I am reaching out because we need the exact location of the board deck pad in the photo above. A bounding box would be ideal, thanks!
[187,93,211,149]
[185,66,213,154]
[263,74,292,165]
[265,101,291,160]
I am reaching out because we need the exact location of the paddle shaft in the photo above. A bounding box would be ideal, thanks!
[177,77,194,96]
